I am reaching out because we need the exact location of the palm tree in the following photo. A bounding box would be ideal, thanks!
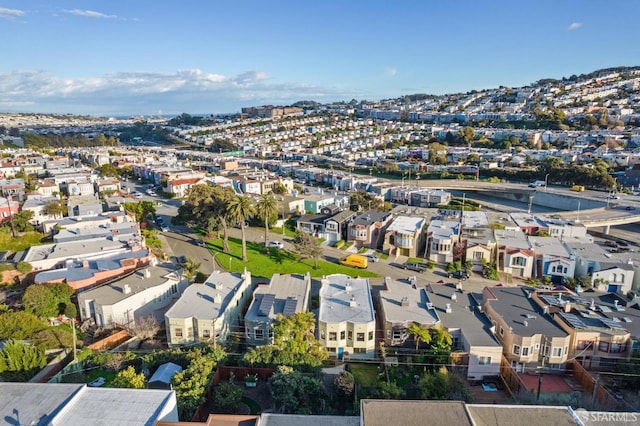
[255,194,278,253]
[407,323,431,352]
[227,195,256,262]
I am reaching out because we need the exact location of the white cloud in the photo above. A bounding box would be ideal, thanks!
[567,22,582,31]
[385,68,398,77]
[0,69,355,115]
[64,9,117,19]
[0,7,25,19]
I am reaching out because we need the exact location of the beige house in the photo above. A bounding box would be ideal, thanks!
[165,270,253,347]
[318,274,375,359]
[482,286,571,372]
[382,216,426,258]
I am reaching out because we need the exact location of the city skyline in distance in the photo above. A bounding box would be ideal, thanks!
[1,0,639,116]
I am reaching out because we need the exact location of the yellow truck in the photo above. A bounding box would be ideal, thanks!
[339,254,368,269]
[570,185,585,192]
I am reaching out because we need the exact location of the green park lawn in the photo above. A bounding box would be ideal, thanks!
[207,237,379,280]
[349,363,382,387]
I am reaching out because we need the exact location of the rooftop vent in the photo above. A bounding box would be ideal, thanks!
[122,284,131,294]
[400,297,409,307]
[445,303,452,314]
[524,320,528,327]
[349,296,357,308]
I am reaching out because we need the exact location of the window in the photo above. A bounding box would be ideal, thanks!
[353,348,367,354]
[478,356,492,365]
[320,329,326,339]
[329,332,337,341]
[511,257,527,267]
[340,330,345,340]
[268,328,274,339]
[357,332,365,342]
[513,345,521,355]
[564,346,568,355]
[202,329,211,338]
[534,343,540,350]
[175,328,183,337]
[392,328,406,341]
[499,327,504,337]
[599,341,609,352]
[610,343,623,353]
[473,251,484,260]
[255,329,264,340]
[521,346,530,356]
[348,331,353,340]
[577,341,593,350]
[187,327,193,338]
[552,347,562,357]
[368,331,374,341]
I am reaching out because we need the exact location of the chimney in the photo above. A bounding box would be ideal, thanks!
[214,293,222,304]
[564,302,572,313]
[445,303,452,313]
[451,293,457,302]
[123,284,131,294]
[144,268,151,279]
[345,281,352,293]
[400,296,409,307]
[349,296,357,308]
[524,320,528,327]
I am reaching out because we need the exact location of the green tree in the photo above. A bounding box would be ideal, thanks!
[408,323,431,351]
[268,365,325,414]
[256,194,278,253]
[98,163,120,178]
[212,382,244,413]
[227,195,256,262]
[16,261,32,274]
[42,200,67,217]
[22,283,74,318]
[122,201,156,224]
[429,325,453,364]
[457,126,475,147]
[419,366,471,402]
[111,365,147,389]
[0,311,47,340]
[349,190,383,212]
[293,231,324,269]
[182,258,201,283]
[10,210,34,233]
[0,340,47,381]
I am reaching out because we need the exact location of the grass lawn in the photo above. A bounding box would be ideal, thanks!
[208,237,379,280]
[349,363,381,388]
[0,230,47,252]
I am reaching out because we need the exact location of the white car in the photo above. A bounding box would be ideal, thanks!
[268,241,284,249]
[365,255,378,263]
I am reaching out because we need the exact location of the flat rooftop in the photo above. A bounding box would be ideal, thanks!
[319,274,374,324]
[386,215,425,234]
[245,273,310,322]
[379,277,440,326]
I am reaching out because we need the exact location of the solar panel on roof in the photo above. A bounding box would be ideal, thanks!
[600,317,626,330]
[569,295,588,304]
[258,293,276,316]
[282,297,298,316]
[560,313,587,329]
[599,306,613,313]
[540,295,562,307]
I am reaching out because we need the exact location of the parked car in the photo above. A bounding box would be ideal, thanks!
[448,270,470,280]
[177,256,187,265]
[403,262,426,273]
[607,194,620,199]
[625,206,636,211]
[268,241,284,249]
[195,240,206,247]
[365,254,379,263]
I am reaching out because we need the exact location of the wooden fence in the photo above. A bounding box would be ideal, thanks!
[499,355,526,397]
[87,329,130,351]
[568,360,621,410]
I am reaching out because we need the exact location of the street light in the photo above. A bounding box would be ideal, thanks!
[544,173,550,192]
[212,252,220,272]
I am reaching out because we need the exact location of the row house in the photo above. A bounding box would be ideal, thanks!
[65,180,95,197]
[426,220,460,264]
[532,289,638,370]
[382,215,426,258]
[566,241,636,295]
[509,213,549,236]
[528,236,575,284]
[482,286,571,372]
[36,182,59,197]
[166,177,206,198]
[77,263,188,327]
[495,230,534,279]
[464,228,496,272]
[165,270,254,347]
[324,210,357,244]
[21,195,63,229]
[303,193,335,214]
[95,179,121,195]
[67,194,104,218]
[347,211,393,251]
[244,273,311,346]
[410,189,451,208]
[318,275,376,359]
[0,196,20,224]
[0,178,25,201]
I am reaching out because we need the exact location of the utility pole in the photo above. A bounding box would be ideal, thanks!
[591,373,600,407]
[5,196,16,238]
[71,318,77,362]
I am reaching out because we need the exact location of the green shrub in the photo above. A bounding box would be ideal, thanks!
[16,261,33,274]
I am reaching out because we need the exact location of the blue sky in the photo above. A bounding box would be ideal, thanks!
[0,1,638,116]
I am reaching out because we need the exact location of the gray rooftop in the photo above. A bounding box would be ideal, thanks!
[467,404,579,426]
[510,212,549,229]
[528,236,571,258]
[21,238,131,263]
[565,242,636,270]
[485,286,569,338]
[427,220,460,240]
[319,274,374,324]
[379,277,440,326]
[52,387,176,425]
[0,383,83,426]
[426,285,501,347]
[260,413,359,426]
[461,211,489,229]
[76,263,182,306]
[165,271,250,320]
[245,273,311,323]
[351,211,390,227]
[495,229,531,250]
[361,400,473,426]
[386,215,425,235]
[35,249,150,284]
